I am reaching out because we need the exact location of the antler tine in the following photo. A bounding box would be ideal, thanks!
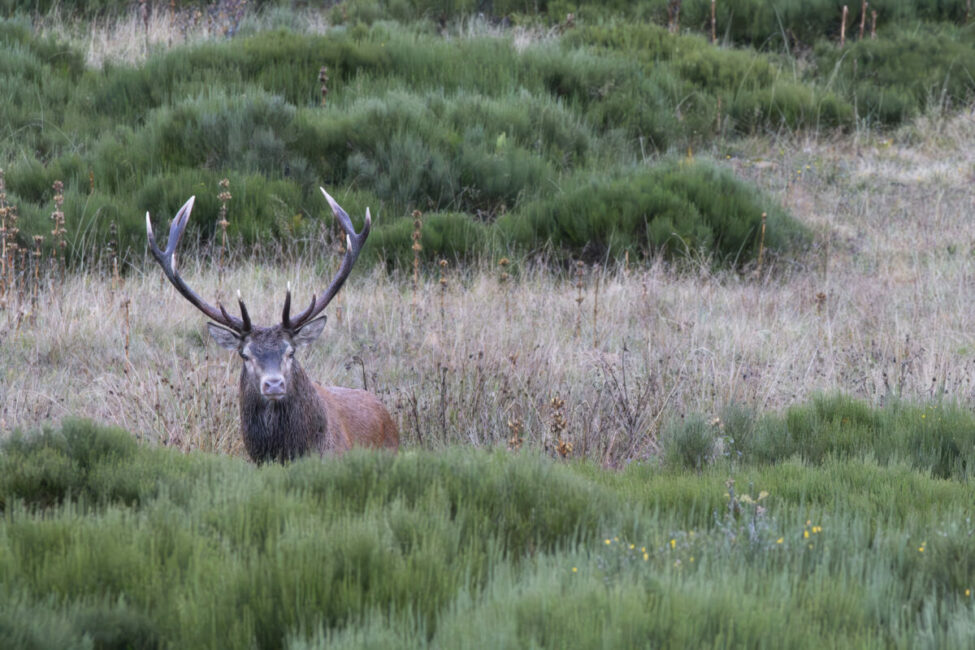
[285,188,371,331]
[280,281,317,331]
[146,196,248,332]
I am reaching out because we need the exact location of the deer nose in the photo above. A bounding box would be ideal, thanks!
[261,375,286,399]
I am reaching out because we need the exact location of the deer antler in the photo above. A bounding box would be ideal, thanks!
[146,196,251,333]
[282,188,371,332]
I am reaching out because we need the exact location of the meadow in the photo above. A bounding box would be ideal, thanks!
[2,1,975,647]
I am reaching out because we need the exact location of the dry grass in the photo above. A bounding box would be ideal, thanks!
[35,3,331,68]
[32,3,554,70]
[3,115,975,463]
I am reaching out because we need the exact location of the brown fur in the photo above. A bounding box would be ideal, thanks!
[313,385,400,453]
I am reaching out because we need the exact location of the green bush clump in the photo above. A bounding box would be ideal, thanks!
[565,22,855,135]
[814,23,975,125]
[368,211,489,267]
[660,413,718,470]
[0,20,85,161]
[715,395,975,479]
[550,0,971,49]
[0,418,139,509]
[0,419,634,647]
[500,159,809,265]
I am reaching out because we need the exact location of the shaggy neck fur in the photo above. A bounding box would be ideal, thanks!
[239,361,328,464]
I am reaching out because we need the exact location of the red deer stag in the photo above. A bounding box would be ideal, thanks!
[146,189,398,463]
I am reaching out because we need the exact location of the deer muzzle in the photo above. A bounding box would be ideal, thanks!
[261,375,287,400]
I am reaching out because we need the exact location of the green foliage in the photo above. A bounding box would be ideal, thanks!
[661,413,717,470]
[565,21,855,135]
[715,395,975,479]
[814,23,975,125]
[1,17,813,270]
[0,418,139,509]
[5,9,971,269]
[4,415,975,646]
[369,211,490,267]
[500,159,809,265]
[544,0,971,48]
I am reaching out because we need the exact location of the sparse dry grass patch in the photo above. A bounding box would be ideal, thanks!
[34,2,331,68]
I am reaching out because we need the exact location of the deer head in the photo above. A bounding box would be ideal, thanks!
[146,188,370,406]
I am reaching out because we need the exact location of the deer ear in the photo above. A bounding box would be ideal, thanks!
[293,315,327,347]
[207,322,241,350]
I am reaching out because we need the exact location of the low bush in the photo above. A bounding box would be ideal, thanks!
[1,14,880,271]
[499,159,809,265]
[814,23,975,125]
[691,395,975,479]
[661,413,717,470]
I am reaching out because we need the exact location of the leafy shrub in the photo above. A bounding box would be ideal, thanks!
[903,404,975,479]
[565,21,856,135]
[368,211,490,267]
[814,23,975,125]
[709,395,975,478]
[784,394,883,464]
[660,413,717,470]
[0,418,137,508]
[3,17,811,270]
[499,159,809,265]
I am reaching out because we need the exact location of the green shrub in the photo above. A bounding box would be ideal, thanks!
[660,413,717,470]
[0,418,137,508]
[710,396,975,479]
[4,415,975,647]
[500,159,809,266]
[556,0,971,49]
[903,403,975,479]
[565,21,856,136]
[814,23,975,125]
[784,394,883,464]
[368,211,490,267]
[719,402,758,459]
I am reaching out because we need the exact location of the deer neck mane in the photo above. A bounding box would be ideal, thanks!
[238,362,327,463]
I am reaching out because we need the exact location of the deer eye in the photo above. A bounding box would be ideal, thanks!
[286,349,295,359]
[240,352,250,361]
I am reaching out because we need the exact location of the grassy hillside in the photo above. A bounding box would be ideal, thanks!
[2,418,975,648]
